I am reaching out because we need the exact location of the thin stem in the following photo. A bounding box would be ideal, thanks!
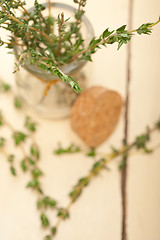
[52,127,158,237]
[48,0,51,18]
[75,0,82,26]
[3,117,28,158]
[48,0,52,33]
[13,52,26,74]
[58,12,64,53]
[13,0,29,15]
[0,3,52,43]
[3,41,25,46]
[70,19,160,62]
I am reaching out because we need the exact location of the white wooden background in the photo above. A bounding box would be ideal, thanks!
[0,0,160,240]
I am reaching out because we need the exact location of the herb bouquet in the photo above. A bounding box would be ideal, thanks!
[0,0,159,118]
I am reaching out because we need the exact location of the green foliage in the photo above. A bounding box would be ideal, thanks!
[44,235,51,240]
[87,148,96,157]
[0,1,159,93]
[20,158,28,172]
[137,23,153,35]
[57,208,69,219]
[30,144,40,160]
[69,177,90,202]
[119,158,127,170]
[37,197,57,209]
[8,154,15,163]
[54,143,81,155]
[111,146,119,156]
[0,81,11,92]
[51,227,57,235]
[28,157,35,165]
[135,130,151,153]
[12,131,27,145]
[32,168,43,178]
[90,158,106,175]
[41,212,50,228]
[7,154,17,176]
[10,166,16,176]
[14,97,23,109]
[26,179,40,188]
[0,137,5,147]
[1,102,160,240]
[25,116,37,132]
[102,28,114,39]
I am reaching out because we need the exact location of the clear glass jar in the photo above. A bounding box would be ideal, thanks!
[14,2,94,119]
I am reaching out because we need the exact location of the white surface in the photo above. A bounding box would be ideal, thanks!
[0,0,160,240]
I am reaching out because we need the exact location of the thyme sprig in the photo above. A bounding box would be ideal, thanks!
[54,143,81,155]
[0,111,58,234]
[1,82,160,239]
[71,18,160,61]
[0,1,159,94]
[48,119,160,239]
[0,138,17,176]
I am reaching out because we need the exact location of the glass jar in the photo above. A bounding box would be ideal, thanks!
[14,2,94,119]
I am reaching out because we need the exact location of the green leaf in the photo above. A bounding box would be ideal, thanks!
[87,148,96,157]
[111,146,119,155]
[44,235,51,240]
[51,227,57,235]
[14,97,22,109]
[107,35,118,44]
[0,137,5,147]
[12,131,27,145]
[57,208,69,219]
[119,159,127,170]
[0,82,11,92]
[30,144,40,160]
[75,10,85,20]
[91,158,106,174]
[28,157,35,165]
[54,143,80,155]
[8,154,15,163]
[136,132,150,149]
[25,116,36,132]
[137,23,153,35]
[26,179,39,188]
[20,159,28,172]
[10,166,16,176]
[89,37,101,47]
[116,25,126,33]
[41,212,49,228]
[117,40,124,50]
[102,28,114,39]
[37,196,57,209]
[32,168,43,178]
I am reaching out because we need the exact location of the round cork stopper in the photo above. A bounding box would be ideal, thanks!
[70,86,123,147]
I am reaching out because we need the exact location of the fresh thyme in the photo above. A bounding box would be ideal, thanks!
[0,1,159,94]
[0,81,160,239]
[0,110,58,235]
[54,143,81,155]
[49,120,160,239]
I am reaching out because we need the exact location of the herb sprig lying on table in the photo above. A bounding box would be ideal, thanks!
[0,82,160,239]
[0,1,159,95]
[50,120,160,239]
